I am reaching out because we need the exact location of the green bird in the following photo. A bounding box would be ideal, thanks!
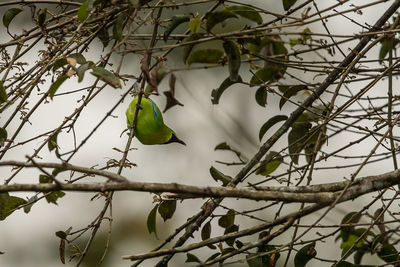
[126,96,185,145]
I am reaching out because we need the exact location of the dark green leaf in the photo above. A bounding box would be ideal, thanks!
[354,251,364,265]
[235,240,244,249]
[246,254,264,267]
[53,58,68,72]
[52,168,67,177]
[215,142,231,150]
[182,33,203,63]
[201,221,211,240]
[0,128,7,147]
[340,212,362,241]
[218,209,235,228]
[38,8,47,27]
[45,191,65,205]
[256,151,283,176]
[225,5,263,24]
[255,87,267,107]
[3,8,22,28]
[378,243,399,263]
[259,115,288,141]
[23,195,37,214]
[206,252,221,262]
[97,27,110,47]
[113,13,125,42]
[206,10,238,32]
[223,40,241,81]
[224,224,239,246]
[186,253,202,263]
[0,193,27,221]
[288,122,311,165]
[211,76,242,104]
[158,200,176,222]
[294,242,316,267]
[55,231,67,239]
[91,66,121,88]
[163,15,190,42]
[147,204,158,237]
[283,0,297,11]
[334,262,356,267]
[221,247,236,255]
[379,38,389,64]
[39,175,51,183]
[187,49,223,65]
[78,1,90,22]
[48,75,69,99]
[210,166,232,186]
[68,53,86,65]
[189,17,202,33]
[279,85,308,109]
[48,131,60,152]
[250,66,281,86]
[0,81,7,104]
[76,62,94,82]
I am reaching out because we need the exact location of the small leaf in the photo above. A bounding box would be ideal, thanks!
[218,209,235,228]
[39,174,51,183]
[255,87,267,107]
[78,1,90,22]
[55,231,67,239]
[0,128,7,147]
[378,243,399,263]
[206,252,221,262]
[211,76,242,104]
[186,253,202,263]
[76,62,94,82]
[163,73,184,112]
[68,53,86,64]
[259,115,288,141]
[189,17,202,33]
[224,224,239,246]
[250,66,281,86]
[283,0,298,11]
[210,166,232,186]
[23,195,38,214]
[91,66,121,88]
[0,193,27,221]
[206,10,238,32]
[223,40,241,81]
[45,191,65,205]
[187,49,223,65]
[0,81,7,104]
[246,253,264,267]
[48,75,69,99]
[3,8,22,28]
[164,15,190,42]
[113,13,125,42]
[379,38,389,64]
[279,85,308,109]
[182,33,203,63]
[288,122,311,165]
[97,27,110,47]
[158,200,176,222]
[225,5,262,24]
[147,204,158,237]
[48,131,60,152]
[294,242,316,267]
[340,212,362,241]
[215,142,231,150]
[256,151,283,176]
[53,58,68,72]
[38,8,47,27]
[201,221,216,249]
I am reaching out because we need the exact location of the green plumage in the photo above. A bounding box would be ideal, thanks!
[126,96,185,145]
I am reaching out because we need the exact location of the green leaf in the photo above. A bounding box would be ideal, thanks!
[91,66,121,88]
[113,13,125,42]
[0,193,27,221]
[211,76,242,104]
[224,224,239,246]
[218,209,235,228]
[48,130,60,152]
[68,53,86,65]
[187,49,223,65]
[256,151,283,176]
[340,212,362,241]
[290,38,302,47]
[210,166,232,186]
[334,262,356,267]
[53,58,68,72]
[0,128,7,147]
[215,142,231,150]
[147,204,159,237]
[23,195,37,214]
[186,253,202,263]
[38,8,47,27]
[39,174,51,183]
[279,85,308,109]
[182,33,203,63]
[48,75,69,99]
[223,40,241,81]
[288,122,311,165]
[255,87,267,107]
[283,0,297,11]
[259,115,288,141]
[206,10,238,32]
[294,242,316,267]
[158,200,176,222]
[3,8,22,28]
[189,17,202,33]
[379,38,389,64]
[201,220,217,249]
[353,251,364,265]
[76,62,94,82]
[206,252,221,262]
[45,191,65,205]
[97,27,110,47]
[250,66,282,86]
[0,81,7,104]
[55,231,67,239]
[78,1,90,22]
[340,234,365,256]
[52,167,67,177]
[163,15,190,42]
[378,243,399,263]
[225,5,262,24]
